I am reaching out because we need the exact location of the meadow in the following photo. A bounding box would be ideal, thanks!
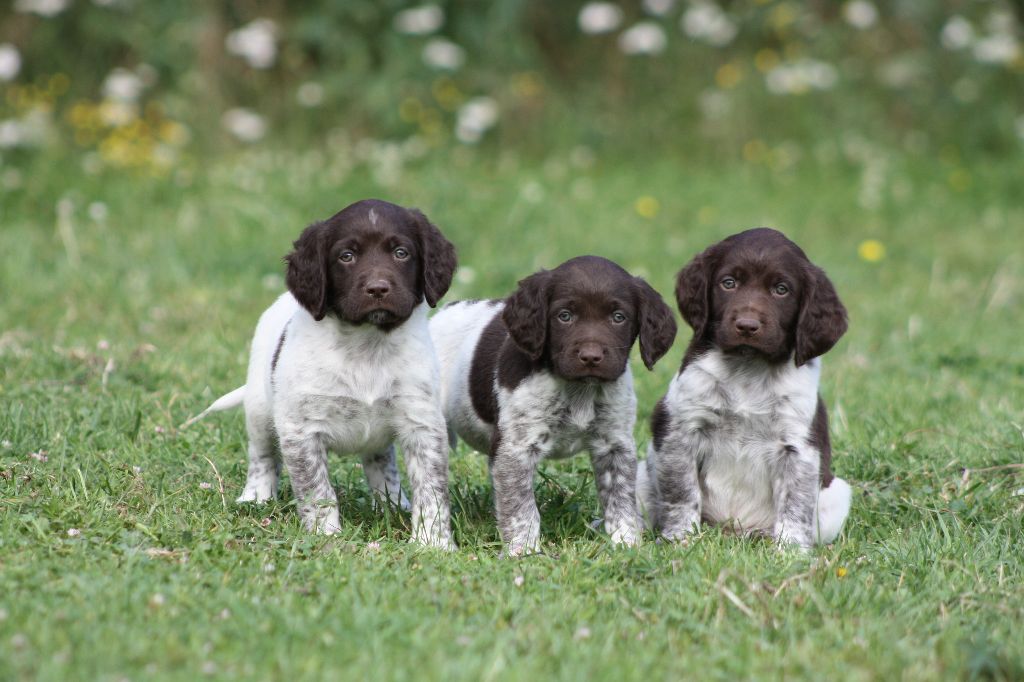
[1,142,1022,681]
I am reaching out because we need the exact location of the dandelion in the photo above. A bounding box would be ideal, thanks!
[857,240,885,263]
[578,2,622,35]
[634,195,660,218]
[682,2,737,47]
[422,38,465,70]
[715,62,742,89]
[455,97,499,144]
[940,16,973,50]
[221,108,266,142]
[618,22,667,56]
[67,528,81,537]
[102,68,144,103]
[513,574,525,587]
[296,82,324,108]
[0,44,21,82]
[836,567,848,578]
[226,19,277,69]
[394,5,444,35]
[842,1,878,30]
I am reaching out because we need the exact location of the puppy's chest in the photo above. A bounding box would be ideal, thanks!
[501,377,602,458]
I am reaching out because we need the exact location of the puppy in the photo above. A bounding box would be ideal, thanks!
[193,199,457,549]
[637,228,852,549]
[430,256,677,556]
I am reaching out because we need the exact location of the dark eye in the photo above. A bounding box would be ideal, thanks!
[611,311,627,324]
[773,283,789,296]
[557,310,573,323]
[721,277,737,290]
[394,247,409,260]
[339,251,355,263]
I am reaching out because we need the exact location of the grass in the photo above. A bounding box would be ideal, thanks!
[1,141,1022,681]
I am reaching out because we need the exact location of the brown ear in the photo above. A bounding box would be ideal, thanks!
[409,209,457,307]
[285,222,328,321]
[675,246,717,340]
[501,270,551,361]
[794,264,848,366]
[634,277,677,370]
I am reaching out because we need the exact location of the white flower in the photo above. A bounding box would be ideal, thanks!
[67,528,81,537]
[618,22,667,55]
[98,100,135,126]
[682,2,737,47]
[102,68,144,103]
[642,0,675,17]
[222,108,266,142]
[0,120,25,148]
[422,38,465,70]
[765,59,838,95]
[842,1,877,30]
[941,16,974,51]
[88,202,109,222]
[226,19,278,69]
[973,35,1020,64]
[14,0,67,17]
[394,5,444,35]
[296,82,324,108]
[578,2,623,35]
[513,574,525,586]
[455,97,499,144]
[455,266,476,285]
[199,481,212,490]
[0,44,21,82]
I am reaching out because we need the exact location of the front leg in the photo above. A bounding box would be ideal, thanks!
[278,431,340,534]
[361,445,410,511]
[491,425,550,557]
[772,444,819,549]
[588,434,641,546]
[394,405,455,551]
[653,428,706,542]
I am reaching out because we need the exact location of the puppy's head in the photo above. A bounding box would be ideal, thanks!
[502,256,676,382]
[285,199,456,329]
[676,228,847,366]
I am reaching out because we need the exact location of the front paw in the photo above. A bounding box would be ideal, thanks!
[775,525,813,552]
[607,518,642,547]
[411,528,458,552]
[236,480,277,503]
[505,539,543,558]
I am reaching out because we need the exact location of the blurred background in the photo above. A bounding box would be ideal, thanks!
[1,0,1022,176]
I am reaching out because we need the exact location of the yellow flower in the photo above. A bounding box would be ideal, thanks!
[715,63,743,89]
[858,239,885,262]
[948,169,971,192]
[743,139,768,163]
[634,196,660,219]
[754,49,780,73]
[836,567,848,578]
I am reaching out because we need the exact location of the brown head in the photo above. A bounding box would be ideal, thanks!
[501,256,677,381]
[285,199,456,330]
[676,228,847,366]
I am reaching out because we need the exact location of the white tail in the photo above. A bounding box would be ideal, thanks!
[180,386,246,429]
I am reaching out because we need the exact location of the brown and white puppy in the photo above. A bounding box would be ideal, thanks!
[430,256,677,555]
[638,228,852,549]
[192,199,458,549]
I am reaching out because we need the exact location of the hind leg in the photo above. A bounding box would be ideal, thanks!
[237,407,280,503]
[361,445,410,511]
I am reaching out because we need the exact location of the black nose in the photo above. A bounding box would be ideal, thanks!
[735,317,761,336]
[578,344,605,367]
[366,280,391,299]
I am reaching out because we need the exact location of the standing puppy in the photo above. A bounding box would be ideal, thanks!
[638,229,852,549]
[431,256,677,556]
[195,199,457,549]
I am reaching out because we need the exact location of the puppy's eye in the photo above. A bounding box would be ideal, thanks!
[394,247,410,260]
[611,311,627,324]
[339,251,355,263]
[773,283,789,296]
[556,310,574,323]
[720,277,737,290]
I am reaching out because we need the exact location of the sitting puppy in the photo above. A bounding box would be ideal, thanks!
[637,228,852,549]
[193,199,457,549]
[430,256,677,556]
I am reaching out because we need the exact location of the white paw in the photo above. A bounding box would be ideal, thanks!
[505,539,542,558]
[411,529,457,552]
[236,481,277,503]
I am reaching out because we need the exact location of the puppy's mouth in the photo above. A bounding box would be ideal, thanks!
[364,309,401,327]
[720,339,789,363]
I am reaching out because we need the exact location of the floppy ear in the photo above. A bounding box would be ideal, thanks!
[410,209,457,307]
[285,222,329,321]
[634,277,678,370]
[675,246,716,339]
[501,270,551,361]
[794,264,848,367]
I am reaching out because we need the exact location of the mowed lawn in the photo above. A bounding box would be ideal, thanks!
[1,145,1022,681]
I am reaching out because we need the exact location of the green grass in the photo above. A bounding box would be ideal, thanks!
[1,143,1022,681]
